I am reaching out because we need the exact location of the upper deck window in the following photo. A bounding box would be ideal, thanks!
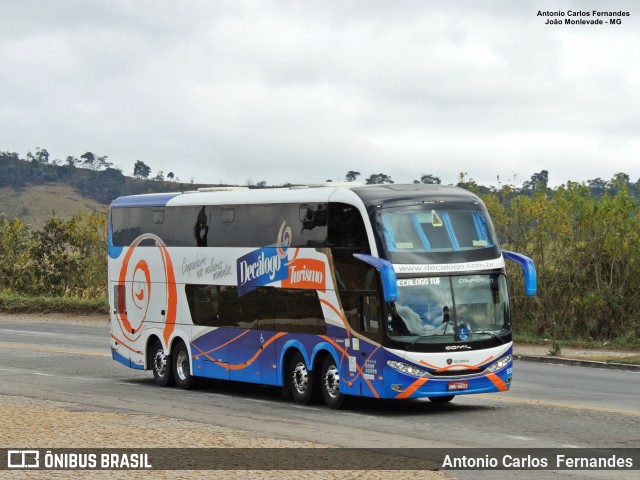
[380,207,495,253]
[373,204,499,263]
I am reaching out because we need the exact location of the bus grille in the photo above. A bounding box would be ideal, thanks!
[427,368,483,378]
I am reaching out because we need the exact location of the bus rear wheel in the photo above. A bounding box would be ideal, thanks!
[289,351,317,405]
[428,395,454,404]
[321,356,349,409]
[151,340,174,387]
[173,342,195,390]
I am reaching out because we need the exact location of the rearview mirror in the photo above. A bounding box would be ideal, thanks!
[353,253,398,303]
[502,250,537,296]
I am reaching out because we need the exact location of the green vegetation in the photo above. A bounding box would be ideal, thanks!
[1,150,640,348]
[485,180,640,347]
[0,291,106,314]
[585,355,640,365]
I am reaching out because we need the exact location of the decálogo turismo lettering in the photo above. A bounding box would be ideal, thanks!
[239,251,281,285]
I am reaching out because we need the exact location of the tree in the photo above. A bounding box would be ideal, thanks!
[456,172,478,191]
[418,174,441,184]
[133,160,151,178]
[607,172,631,196]
[81,152,96,170]
[0,214,34,293]
[154,171,164,181]
[35,147,50,164]
[522,170,549,193]
[587,177,607,198]
[345,171,361,182]
[167,172,175,181]
[96,155,112,170]
[365,173,393,184]
[65,156,80,167]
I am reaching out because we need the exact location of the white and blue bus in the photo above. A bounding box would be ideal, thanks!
[108,183,536,408]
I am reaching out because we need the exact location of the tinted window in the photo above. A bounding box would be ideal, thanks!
[379,207,496,253]
[113,284,126,315]
[173,206,210,247]
[185,284,219,326]
[185,284,326,334]
[328,203,368,249]
[112,207,175,246]
[338,268,383,343]
[186,285,257,328]
[287,203,328,247]
[112,202,334,248]
[272,288,326,334]
[211,205,286,247]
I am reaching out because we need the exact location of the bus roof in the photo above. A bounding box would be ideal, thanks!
[110,184,481,209]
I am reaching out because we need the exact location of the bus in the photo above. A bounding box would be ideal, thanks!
[108,183,536,408]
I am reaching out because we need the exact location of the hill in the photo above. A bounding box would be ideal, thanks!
[0,184,106,229]
[0,152,221,227]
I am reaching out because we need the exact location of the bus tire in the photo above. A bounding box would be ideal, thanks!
[428,395,454,404]
[289,351,318,405]
[151,340,174,387]
[173,341,195,390]
[320,355,349,409]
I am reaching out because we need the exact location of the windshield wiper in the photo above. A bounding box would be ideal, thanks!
[471,330,506,344]
[404,334,438,351]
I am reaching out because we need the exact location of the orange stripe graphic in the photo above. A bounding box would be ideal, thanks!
[486,373,509,392]
[395,377,428,399]
[318,336,380,398]
[192,329,251,358]
[191,332,287,371]
[110,334,143,355]
[318,299,352,367]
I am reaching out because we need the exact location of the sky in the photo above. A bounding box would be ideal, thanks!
[1,0,638,188]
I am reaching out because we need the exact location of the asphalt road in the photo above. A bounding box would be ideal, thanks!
[1,318,639,478]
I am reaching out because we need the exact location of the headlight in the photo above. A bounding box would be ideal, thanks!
[387,360,427,377]
[487,354,512,373]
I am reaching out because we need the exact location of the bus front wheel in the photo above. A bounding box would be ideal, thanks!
[289,351,317,405]
[151,340,174,387]
[321,356,349,409]
[173,342,195,390]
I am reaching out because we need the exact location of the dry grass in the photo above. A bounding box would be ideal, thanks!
[0,184,106,229]
[561,355,640,365]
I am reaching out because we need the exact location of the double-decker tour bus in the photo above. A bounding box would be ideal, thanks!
[108,183,536,408]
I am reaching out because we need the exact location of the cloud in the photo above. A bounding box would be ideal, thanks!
[1,0,638,187]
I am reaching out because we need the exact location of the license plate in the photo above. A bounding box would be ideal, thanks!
[447,381,469,391]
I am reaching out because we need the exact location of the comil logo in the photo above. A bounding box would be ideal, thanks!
[8,450,39,468]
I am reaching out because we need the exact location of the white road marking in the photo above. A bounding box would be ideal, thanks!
[0,328,59,336]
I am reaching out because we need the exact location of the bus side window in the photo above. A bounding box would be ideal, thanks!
[217,286,241,327]
[195,206,208,247]
[114,284,126,314]
[328,203,368,249]
[185,284,219,326]
[272,289,326,335]
[222,208,234,223]
[360,294,382,343]
[290,203,328,247]
[256,288,275,331]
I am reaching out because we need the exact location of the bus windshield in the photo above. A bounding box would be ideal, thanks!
[377,205,497,255]
[388,274,511,345]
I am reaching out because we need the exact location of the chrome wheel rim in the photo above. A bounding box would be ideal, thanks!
[154,349,167,376]
[292,362,309,394]
[176,350,189,381]
[324,364,340,399]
